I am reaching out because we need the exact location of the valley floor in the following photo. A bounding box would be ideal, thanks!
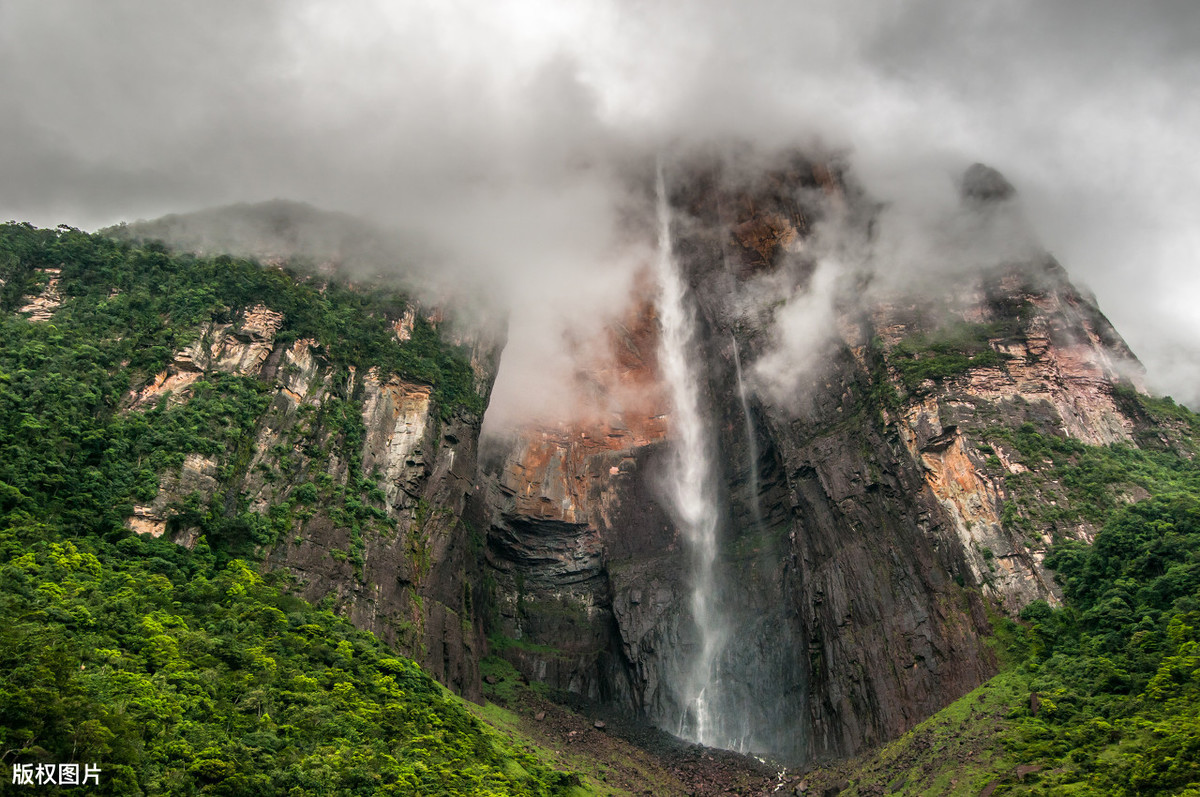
[473,655,782,796]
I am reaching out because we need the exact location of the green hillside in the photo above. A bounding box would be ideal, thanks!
[0,223,578,795]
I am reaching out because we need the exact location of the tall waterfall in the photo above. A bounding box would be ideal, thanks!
[653,161,727,746]
[648,161,808,763]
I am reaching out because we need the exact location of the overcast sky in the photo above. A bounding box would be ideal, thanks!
[1,0,1198,407]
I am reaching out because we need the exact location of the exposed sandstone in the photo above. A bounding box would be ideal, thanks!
[125,453,220,539]
[878,262,1145,610]
[108,154,1163,767]
[392,305,416,341]
[129,304,285,408]
[482,288,672,706]
[122,299,497,702]
[17,268,63,321]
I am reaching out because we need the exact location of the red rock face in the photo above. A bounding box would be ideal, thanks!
[494,277,670,526]
[712,156,836,279]
[874,260,1146,611]
[482,273,678,710]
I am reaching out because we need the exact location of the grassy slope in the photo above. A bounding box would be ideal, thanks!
[798,669,1030,796]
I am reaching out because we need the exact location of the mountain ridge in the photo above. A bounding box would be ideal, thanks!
[2,147,1197,793]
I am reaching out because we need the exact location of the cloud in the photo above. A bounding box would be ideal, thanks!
[1,0,1198,409]
[751,255,846,408]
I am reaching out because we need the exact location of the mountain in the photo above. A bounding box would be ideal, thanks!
[102,199,472,312]
[105,199,388,274]
[477,150,1154,761]
[0,223,581,794]
[2,147,1199,794]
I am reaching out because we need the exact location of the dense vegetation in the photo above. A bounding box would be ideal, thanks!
[0,222,484,562]
[0,222,483,419]
[6,218,1200,793]
[0,527,581,795]
[0,223,579,794]
[997,492,1200,793]
[980,395,1200,793]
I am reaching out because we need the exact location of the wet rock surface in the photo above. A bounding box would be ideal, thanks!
[113,152,1155,774]
[475,153,1149,765]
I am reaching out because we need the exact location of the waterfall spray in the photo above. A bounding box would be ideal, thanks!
[653,160,726,746]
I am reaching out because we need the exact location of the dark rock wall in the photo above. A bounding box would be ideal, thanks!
[677,165,995,759]
[476,153,1143,764]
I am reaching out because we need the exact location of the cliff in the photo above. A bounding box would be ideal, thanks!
[9,151,1159,769]
[477,152,1150,763]
[169,314,497,698]
[0,228,503,703]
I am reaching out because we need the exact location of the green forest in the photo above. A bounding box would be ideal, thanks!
[990,402,1200,794]
[0,223,578,795]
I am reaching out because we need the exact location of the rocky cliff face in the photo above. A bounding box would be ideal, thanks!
[98,153,1151,765]
[120,297,499,700]
[480,290,673,709]
[879,257,1144,610]
[477,152,1148,763]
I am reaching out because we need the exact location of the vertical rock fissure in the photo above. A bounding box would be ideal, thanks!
[654,160,729,747]
[731,335,764,530]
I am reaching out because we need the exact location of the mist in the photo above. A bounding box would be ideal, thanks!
[1,0,1197,412]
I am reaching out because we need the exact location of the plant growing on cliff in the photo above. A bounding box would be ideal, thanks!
[989,415,1200,534]
[889,320,1016,391]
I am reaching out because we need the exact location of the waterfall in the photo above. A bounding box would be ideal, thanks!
[731,335,763,529]
[648,160,808,764]
[653,160,727,747]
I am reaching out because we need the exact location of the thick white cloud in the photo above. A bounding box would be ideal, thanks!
[1,0,1197,406]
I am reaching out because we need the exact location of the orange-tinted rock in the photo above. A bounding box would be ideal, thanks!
[17,268,63,321]
[128,304,285,408]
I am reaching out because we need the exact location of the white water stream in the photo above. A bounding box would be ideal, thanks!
[653,161,727,746]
